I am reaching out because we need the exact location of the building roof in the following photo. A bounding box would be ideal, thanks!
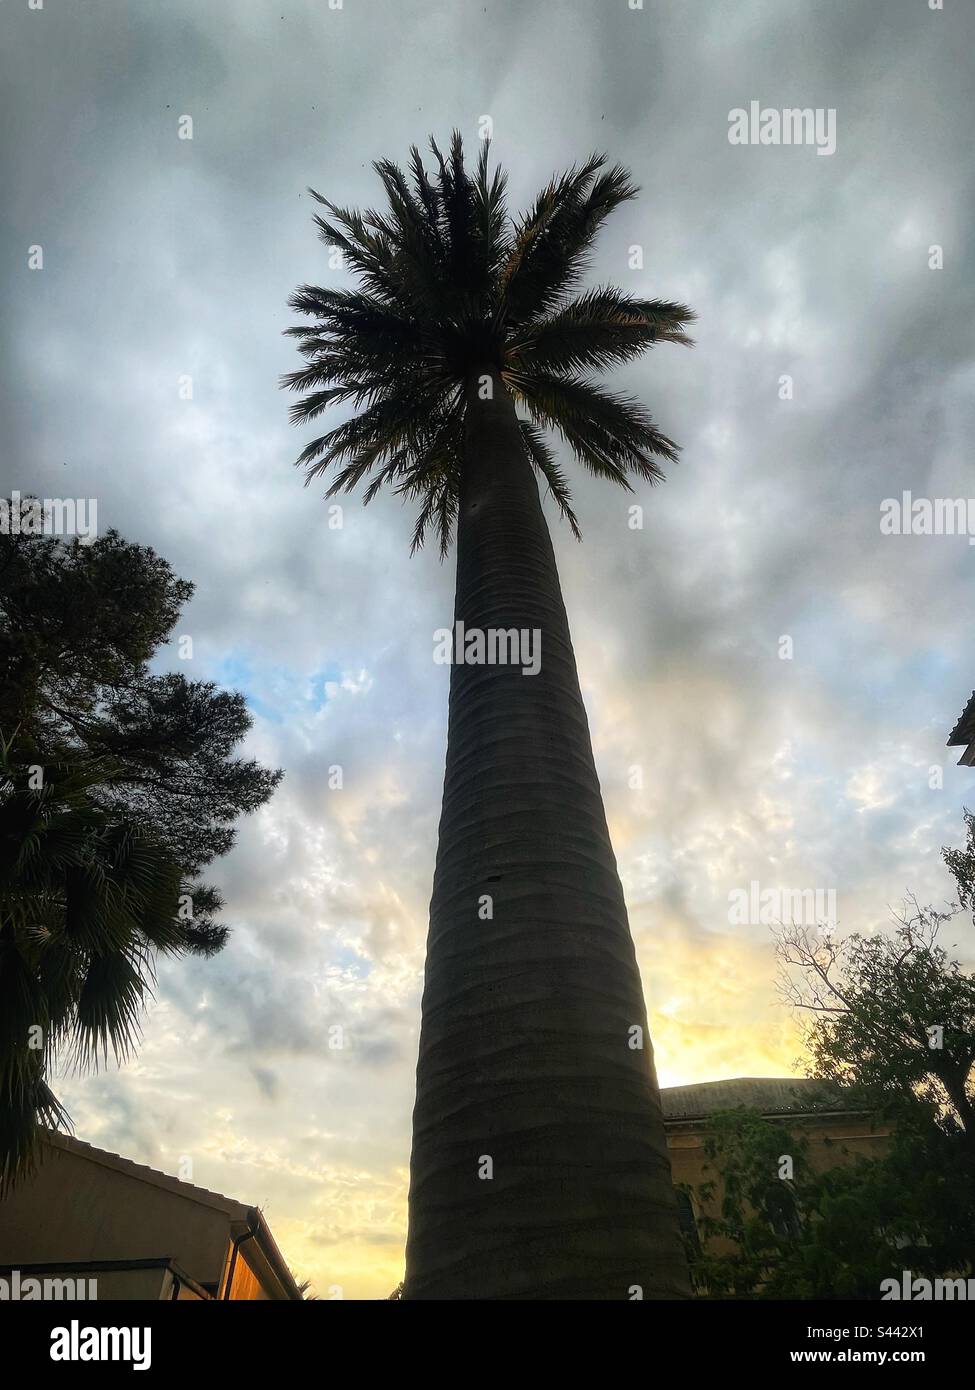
[947,690,975,747]
[660,1076,854,1121]
[44,1130,251,1219]
[40,1130,302,1299]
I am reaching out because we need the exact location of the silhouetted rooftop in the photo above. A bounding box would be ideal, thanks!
[660,1076,854,1121]
[948,690,975,746]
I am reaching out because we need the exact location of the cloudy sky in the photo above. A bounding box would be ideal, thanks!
[3,0,973,1298]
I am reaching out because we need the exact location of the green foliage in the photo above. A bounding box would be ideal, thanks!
[0,521,282,1187]
[943,807,975,918]
[689,1107,975,1299]
[777,902,975,1140]
[284,133,695,555]
[0,524,281,876]
[688,821,975,1297]
[686,1106,810,1298]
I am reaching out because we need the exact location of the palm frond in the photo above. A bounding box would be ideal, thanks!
[510,371,679,487]
[518,422,582,539]
[285,138,694,550]
[510,289,696,374]
[0,739,218,1183]
[500,156,635,326]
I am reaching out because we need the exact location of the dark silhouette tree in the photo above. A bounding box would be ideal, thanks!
[776,900,975,1149]
[0,519,282,1187]
[0,523,280,878]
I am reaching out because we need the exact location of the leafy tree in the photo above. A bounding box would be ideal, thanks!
[285,135,696,1299]
[0,522,280,877]
[942,807,975,921]
[776,900,975,1146]
[684,1106,814,1298]
[687,1105,975,1299]
[686,823,975,1297]
[0,519,281,1187]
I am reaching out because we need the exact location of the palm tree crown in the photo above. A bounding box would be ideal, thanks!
[283,133,695,554]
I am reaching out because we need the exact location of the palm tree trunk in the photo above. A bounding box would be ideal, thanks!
[403,366,689,1300]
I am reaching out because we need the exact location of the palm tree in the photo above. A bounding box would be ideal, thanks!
[284,134,696,1299]
[0,735,224,1191]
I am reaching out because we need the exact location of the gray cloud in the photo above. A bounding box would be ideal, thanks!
[4,0,974,1296]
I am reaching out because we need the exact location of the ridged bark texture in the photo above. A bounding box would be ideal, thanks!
[403,368,689,1300]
